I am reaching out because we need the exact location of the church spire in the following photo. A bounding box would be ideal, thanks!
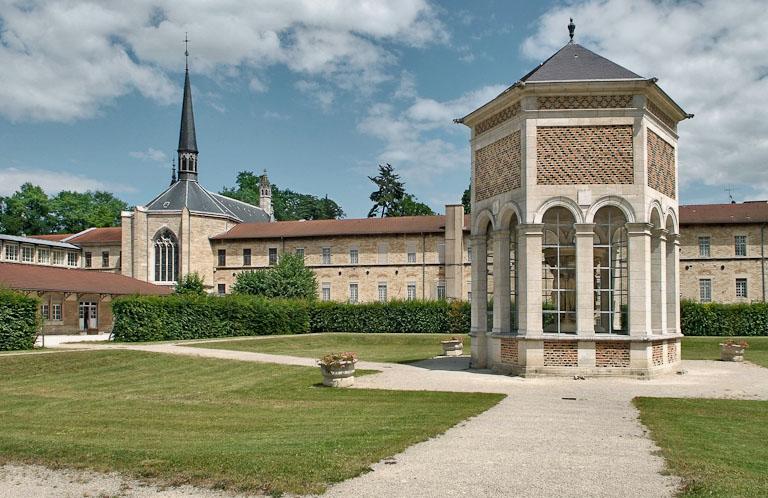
[177,33,199,181]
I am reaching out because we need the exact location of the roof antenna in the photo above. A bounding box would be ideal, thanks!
[171,156,177,185]
[568,18,575,43]
[726,185,736,204]
[183,32,190,71]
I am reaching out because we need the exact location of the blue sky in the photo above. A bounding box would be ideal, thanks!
[1,0,766,218]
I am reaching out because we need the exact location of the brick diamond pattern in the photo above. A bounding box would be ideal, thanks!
[543,340,578,367]
[595,342,630,368]
[475,130,521,201]
[500,337,519,365]
[537,95,632,110]
[475,101,521,135]
[647,100,677,131]
[647,129,676,199]
[536,125,634,185]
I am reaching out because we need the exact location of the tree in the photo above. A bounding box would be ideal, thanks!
[50,190,128,233]
[175,272,206,295]
[0,183,55,235]
[396,194,435,216]
[220,171,345,221]
[462,182,471,214]
[233,253,317,300]
[367,163,405,217]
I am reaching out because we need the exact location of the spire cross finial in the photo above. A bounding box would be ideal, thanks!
[184,32,190,70]
[568,18,575,42]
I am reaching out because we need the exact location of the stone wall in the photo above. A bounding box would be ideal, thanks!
[536,95,632,110]
[80,243,121,273]
[543,340,578,367]
[647,129,676,199]
[536,125,634,185]
[475,130,521,201]
[595,342,630,368]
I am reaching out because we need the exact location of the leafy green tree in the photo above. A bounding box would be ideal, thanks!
[462,183,471,214]
[395,194,435,216]
[50,190,128,233]
[174,272,206,295]
[233,253,317,300]
[220,171,345,221]
[367,163,405,217]
[0,183,55,235]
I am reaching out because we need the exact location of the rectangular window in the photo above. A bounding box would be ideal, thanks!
[377,243,388,264]
[378,283,388,303]
[217,284,226,295]
[295,247,305,259]
[101,251,110,268]
[21,246,33,262]
[67,252,78,266]
[321,282,331,302]
[698,236,711,257]
[349,248,359,264]
[407,283,417,300]
[84,252,92,267]
[736,278,748,298]
[5,244,18,261]
[268,247,278,266]
[349,283,359,304]
[437,242,445,264]
[38,248,49,264]
[217,249,226,267]
[735,235,747,257]
[699,279,712,303]
[437,283,446,300]
[322,247,331,265]
[41,303,50,320]
[406,242,416,264]
[52,303,62,321]
[243,248,252,266]
[53,251,64,265]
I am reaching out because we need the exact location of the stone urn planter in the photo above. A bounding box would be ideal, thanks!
[720,341,748,362]
[441,337,464,356]
[318,352,357,387]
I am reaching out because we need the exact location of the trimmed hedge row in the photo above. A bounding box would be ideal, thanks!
[310,300,470,334]
[111,294,309,342]
[681,300,768,336]
[111,295,471,341]
[0,289,40,351]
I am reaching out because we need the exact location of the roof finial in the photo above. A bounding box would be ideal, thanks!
[568,18,575,42]
[171,156,177,184]
[183,32,190,71]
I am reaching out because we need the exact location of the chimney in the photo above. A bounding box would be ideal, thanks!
[444,204,465,300]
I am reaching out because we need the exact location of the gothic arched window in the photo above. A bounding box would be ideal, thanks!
[154,229,179,282]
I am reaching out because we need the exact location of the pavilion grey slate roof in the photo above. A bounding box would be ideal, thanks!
[520,43,642,83]
[178,69,198,153]
[144,179,270,223]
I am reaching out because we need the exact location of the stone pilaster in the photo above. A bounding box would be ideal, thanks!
[517,224,543,340]
[492,229,511,335]
[651,228,668,334]
[666,234,681,334]
[627,223,653,337]
[470,234,489,367]
[575,223,595,336]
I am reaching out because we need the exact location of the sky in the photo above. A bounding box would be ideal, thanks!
[0,0,766,218]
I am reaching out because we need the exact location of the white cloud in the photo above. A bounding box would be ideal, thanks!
[523,0,768,200]
[129,148,167,162]
[0,167,135,196]
[249,76,269,93]
[295,80,335,111]
[0,0,447,122]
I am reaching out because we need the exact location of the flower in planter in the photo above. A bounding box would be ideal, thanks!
[722,339,749,348]
[317,351,358,368]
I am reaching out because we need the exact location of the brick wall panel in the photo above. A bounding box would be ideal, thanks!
[667,340,677,364]
[647,129,676,199]
[595,342,630,368]
[475,131,521,201]
[475,101,521,135]
[543,340,578,367]
[537,95,632,110]
[652,341,665,366]
[500,338,519,365]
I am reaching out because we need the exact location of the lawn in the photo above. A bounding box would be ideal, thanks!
[635,397,768,497]
[682,336,768,367]
[188,333,468,363]
[0,350,501,495]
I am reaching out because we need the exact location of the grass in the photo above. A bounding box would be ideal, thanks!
[188,333,468,363]
[682,336,768,367]
[635,397,768,497]
[0,350,502,495]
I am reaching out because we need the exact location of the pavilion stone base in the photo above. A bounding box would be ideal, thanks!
[479,334,682,379]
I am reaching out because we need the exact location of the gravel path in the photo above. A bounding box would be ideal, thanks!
[5,340,767,497]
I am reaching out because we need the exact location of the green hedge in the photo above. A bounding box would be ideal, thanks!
[0,289,40,351]
[681,300,768,336]
[309,300,470,334]
[112,294,309,342]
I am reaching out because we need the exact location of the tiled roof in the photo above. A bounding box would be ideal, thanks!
[30,233,72,241]
[520,43,642,83]
[680,202,768,225]
[0,262,172,295]
[212,214,471,240]
[0,234,79,250]
[64,227,122,245]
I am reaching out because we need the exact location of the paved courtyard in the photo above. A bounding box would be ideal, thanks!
[3,339,768,497]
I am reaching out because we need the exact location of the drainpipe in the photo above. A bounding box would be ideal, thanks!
[762,224,766,302]
[421,232,426,299]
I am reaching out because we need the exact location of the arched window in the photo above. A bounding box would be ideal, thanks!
[509,214,519,332]
[154,229,179,282]
[542,207,576,334]
[593,206,628,334]
[485,228,494,331]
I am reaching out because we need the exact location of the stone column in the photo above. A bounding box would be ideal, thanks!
[493,229,511,335]
[626,223,653,337]
[575,223,595,336]
[666,234,681,334]
[470,234,489,367]
[517,224,543,337]
[651,229,668,334]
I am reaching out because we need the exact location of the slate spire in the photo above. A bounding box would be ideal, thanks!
[177,33,199,181]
